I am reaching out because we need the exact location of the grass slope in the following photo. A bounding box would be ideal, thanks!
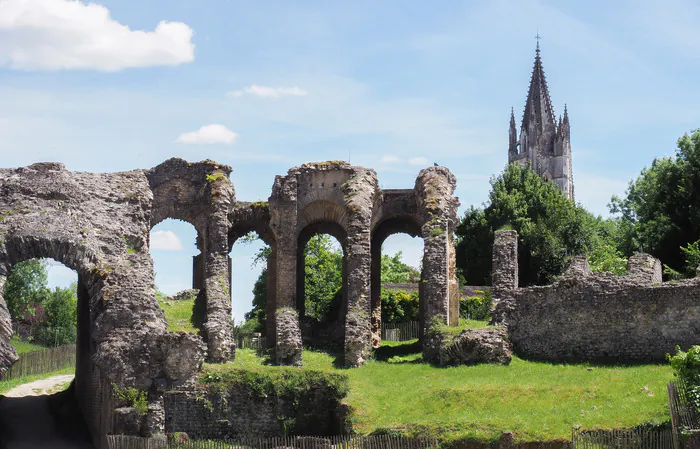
[205,344,672,443]
[158,298,197,333]
[11,336,47,354]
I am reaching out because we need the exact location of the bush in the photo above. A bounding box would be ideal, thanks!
[668,345,700,411]
[459,290,492,321]
[381,289,419,323]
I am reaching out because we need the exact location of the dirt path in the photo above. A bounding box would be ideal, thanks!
[0,374,93,448]
[3,374,75,398]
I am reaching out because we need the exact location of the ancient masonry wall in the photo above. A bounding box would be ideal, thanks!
[163,384,346,439]
[494,231,700,363]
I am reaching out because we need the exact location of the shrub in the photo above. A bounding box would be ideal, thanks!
[668,345,700,411]
[459,289,492,321]
[381,289,419,323]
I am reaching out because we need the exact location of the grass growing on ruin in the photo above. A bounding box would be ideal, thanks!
[158,297,197,333]
[206,344,673,444]
[11,336,47,354]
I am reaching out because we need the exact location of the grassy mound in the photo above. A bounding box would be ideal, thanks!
[205,344,672,443]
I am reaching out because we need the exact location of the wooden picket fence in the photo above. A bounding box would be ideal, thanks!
[0,344,76,381]
[571,428,674,449]
[381,322,419,342]
[107,434,440,449]
[237,334,267,351]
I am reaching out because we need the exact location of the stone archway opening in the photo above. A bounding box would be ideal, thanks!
[0,257,93,448]
[371,217,424,349]
[297,222,347,350]
[150,218,202,334]
[228,228,276,350]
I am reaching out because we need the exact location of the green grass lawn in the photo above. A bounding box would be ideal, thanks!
[10,336,47,354]
[205,343,673,443]
[158,298,197,333]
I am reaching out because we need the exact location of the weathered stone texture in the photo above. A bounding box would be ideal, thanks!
[164,382,346,439]
[627,253,663,284]
[492,230,519,295]
[275,308,302,366]
[499,257,700,363]
[425,326,512,366]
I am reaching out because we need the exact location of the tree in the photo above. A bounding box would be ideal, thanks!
[3,259,50,320]
[380,251,420,283]
[456,163,621,286]
[611,129,700,275]
[303,235,343,322]
[33,285,78,346]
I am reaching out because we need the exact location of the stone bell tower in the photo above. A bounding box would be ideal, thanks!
[508,39,574,200]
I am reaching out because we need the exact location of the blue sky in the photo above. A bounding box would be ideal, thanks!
[2,0,699,320]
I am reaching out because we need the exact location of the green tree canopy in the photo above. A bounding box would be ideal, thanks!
[456,163,624,286]
[610,129,700,275]
[3,259,50,320]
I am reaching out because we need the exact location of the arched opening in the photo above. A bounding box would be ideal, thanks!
[228,223,276,351]
[150,218,201,333]
[297,222,347,350]
[0,257,92,447]
[371,217,424,349]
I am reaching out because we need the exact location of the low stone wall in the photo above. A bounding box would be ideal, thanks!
[499,258,700,363]
[164,369,349,439]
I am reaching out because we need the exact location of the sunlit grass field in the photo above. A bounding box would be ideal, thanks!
[10,335,47,354]
[205,343,673,443]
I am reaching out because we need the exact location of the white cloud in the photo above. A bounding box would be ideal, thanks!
[176,124,238,144]
[380,155,401,163]
[408,157,429,166]
[151,230,184,251]
[227,85,309,98]
[0,0,195,71]
[574,173,630,217]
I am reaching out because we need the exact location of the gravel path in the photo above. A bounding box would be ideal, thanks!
[0,374,93,448]
[3,374,75,397]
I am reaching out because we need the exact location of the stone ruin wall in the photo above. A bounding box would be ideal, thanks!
[0,158,460,445]
[491,229,700,363]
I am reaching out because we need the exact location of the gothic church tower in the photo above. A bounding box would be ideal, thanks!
[508,42,574,200]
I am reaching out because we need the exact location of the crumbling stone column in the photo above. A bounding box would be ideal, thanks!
[565,256,591,277]
[202,216,234,363]
[270,174,303,365]
[370,241,382,349]
[492,230,519,294]
[415,166,459,340]
[344,231,372,367]
[627,253,662,284]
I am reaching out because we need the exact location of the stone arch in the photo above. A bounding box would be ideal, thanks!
[228,202,276,347]
[296,221,348,349]
[147,158,235,363]
[298,199,349,231]
[370,215,424,348]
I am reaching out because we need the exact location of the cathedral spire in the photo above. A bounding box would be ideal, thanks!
[521,41,556,135]
[509,107,518,154]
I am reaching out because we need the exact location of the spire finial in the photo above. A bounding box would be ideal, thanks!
[535,31,541,52]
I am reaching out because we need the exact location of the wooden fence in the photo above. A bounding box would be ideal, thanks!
[0,344,76,381]
[237,335,267,351]
[571,428,674,449]
[381,322,419,342]
[107,434,440,449]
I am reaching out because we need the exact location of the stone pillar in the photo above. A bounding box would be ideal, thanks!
[274,240,302,365]
[565,256,591,277]
[344,230,372,367]
[203,216,234,363]
[447,232,460,326]
[492,230,518,293]
[369,240,382,349]
[265,246,277,349]
[0,269,18,374]
[421,221,451,339]
[627,253,662,284]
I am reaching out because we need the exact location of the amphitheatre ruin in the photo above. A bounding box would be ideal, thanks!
[1,157,699,448]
